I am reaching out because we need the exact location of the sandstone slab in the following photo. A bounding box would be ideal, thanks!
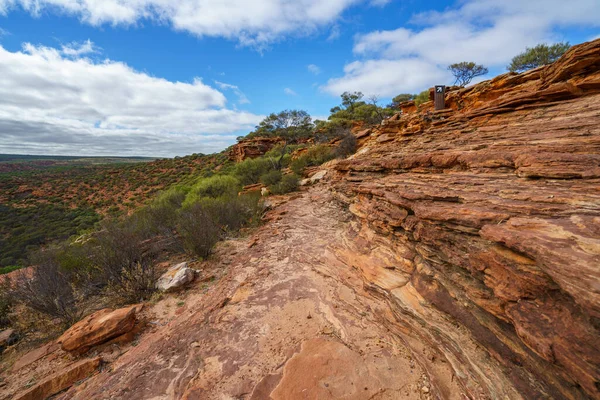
[58,305,141,354]
[14,357,100,400]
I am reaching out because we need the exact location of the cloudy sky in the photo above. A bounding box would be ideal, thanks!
[0,0,598,157]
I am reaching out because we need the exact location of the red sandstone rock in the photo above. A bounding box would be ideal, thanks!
[14,357,100,400]
[57,305,141,354]
[331,39,600,399]
[228,137,284,162]
[12,342,59,372]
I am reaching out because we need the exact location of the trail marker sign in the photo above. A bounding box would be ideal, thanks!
[434,85,445,110]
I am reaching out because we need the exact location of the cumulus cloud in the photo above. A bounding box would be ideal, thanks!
[307,64,321,75]
[284,87,297,96]
[0,42,262,156]
[325,59,449,97]
[323,0,600,96]
[0,0,365,48]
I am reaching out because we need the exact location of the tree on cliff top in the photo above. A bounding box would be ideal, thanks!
[251,109,313,142]
[388,93,416,108]
[507,42,571,73]
[250,109,313,168]
[448,62,488,87]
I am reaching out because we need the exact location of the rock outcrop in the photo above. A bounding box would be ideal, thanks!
[228,137,284,162]
[58,305,141,354]
[331,39,600,399]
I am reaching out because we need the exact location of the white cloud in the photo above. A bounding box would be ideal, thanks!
[0,0,366,48]
[284,87,297,96]
[307,64,321,75]
[323,0,600,96]
[214,80,250,104]
[0,43,262,156]
[60,39,98,57]
[0,27,8,36]
[324,58,448,97]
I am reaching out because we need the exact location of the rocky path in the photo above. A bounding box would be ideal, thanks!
[58,186,481,400]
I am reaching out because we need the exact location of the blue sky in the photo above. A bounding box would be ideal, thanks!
[0,0,598,157]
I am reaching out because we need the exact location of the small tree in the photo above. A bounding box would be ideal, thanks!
[448,62,488,87]
[414,90,430,107]
[251,110,313,169]
[507,42,571,73]
[388,93,415,108]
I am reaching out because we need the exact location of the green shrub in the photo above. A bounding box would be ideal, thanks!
[234,158,275,186]
[86,221,160,303]
[132,187,188,238]
[334,134,358,158]
[177,203,220,258]
[260,170,283,186]
[0,282,13,328]
[290,145,335,175]
[183,175,241,207]
[0,265,21,275]
[269,174,300,195]
[414,90,430,107]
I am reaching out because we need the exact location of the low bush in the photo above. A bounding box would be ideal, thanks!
[260,170,283,186]
[269,174,300,195]
[9,247,84,328]
[334,134,358,158]
[177,203,221,258]
[290,145,335,175]
[184,175,241,206]
[0,265,21,275]
[414,90,430,107]
[234,157,275,186]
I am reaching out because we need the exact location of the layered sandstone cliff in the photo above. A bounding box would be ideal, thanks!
[331,39,600,399]
[229,137,284,162]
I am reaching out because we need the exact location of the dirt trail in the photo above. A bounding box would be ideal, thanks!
[57,186,479,400]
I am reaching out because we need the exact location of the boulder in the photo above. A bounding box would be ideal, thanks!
[14,357,101,400]
[58,305,141,354]
[156,262,196,292]
[300,170,327,186]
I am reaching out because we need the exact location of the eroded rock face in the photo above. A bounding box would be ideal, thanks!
[228,137,284,162]
[57,305,141,354]
[331,39,600,399]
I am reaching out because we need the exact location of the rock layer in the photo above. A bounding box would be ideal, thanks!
[14,357,100,400]
[228,137,284,162]
[58,305,141,354]
[331,39,600,399]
